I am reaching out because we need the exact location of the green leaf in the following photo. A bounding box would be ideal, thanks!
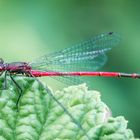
[0,76,139,140]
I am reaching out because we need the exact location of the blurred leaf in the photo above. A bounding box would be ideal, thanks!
[0,76,139,139]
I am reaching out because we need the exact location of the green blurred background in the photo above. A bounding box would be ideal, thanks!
[0,0,140,137]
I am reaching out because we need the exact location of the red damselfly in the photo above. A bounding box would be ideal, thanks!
[1,32,139,79]
[0,31,140,109]
[0,32,139,140]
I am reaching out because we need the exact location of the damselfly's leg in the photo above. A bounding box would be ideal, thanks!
[10,74,22,111]
[3,71,8,89]
[25,71,33,77]
[0,72,4,76]
[0,71,6,90]
[0,71,8,90]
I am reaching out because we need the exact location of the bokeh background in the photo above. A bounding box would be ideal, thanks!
[0,0,140,137]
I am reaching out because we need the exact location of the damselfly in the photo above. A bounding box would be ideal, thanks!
[0,32,138,140]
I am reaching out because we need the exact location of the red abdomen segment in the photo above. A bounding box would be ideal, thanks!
[31,70,140,78]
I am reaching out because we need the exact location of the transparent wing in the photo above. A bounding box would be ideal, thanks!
[30,32,120,72]
[48,75,84,85]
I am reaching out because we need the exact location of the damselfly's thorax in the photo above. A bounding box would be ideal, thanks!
[5,62,31,72]
[0,59,32,77]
